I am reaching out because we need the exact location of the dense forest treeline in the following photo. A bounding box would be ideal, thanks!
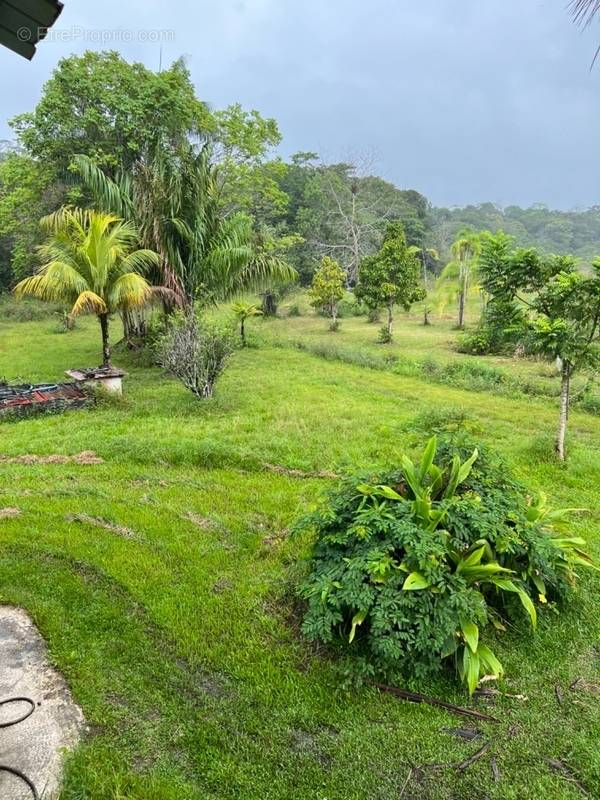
[1,50,599,292]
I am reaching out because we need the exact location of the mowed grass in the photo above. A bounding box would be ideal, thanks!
[0,309,599,799]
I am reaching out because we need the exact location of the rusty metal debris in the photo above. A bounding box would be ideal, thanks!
[0,382,89,419]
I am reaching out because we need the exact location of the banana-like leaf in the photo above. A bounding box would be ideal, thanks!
[356,483,402,501]
[402,572,432,591]
[461,563,513,582]
[462,646,481,695]
[401,455,423,499]
[443,456,461,500]
[457,448,479,485]
[477,644,504,678]
[456,546,485,572]
[491,578,537,627]
[417,436,437,483]
[349,610,367,643]
[460,619,479,653]
[441,634,459,658]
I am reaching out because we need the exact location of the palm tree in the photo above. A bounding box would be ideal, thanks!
[232,302,263,347]
[14,208,160,366]
[73,143,297,311]
[437,230,481,329]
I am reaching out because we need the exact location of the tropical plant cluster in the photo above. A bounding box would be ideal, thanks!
[297,436,597,693]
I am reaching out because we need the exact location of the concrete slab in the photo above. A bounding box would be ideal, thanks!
[0,607,86,799]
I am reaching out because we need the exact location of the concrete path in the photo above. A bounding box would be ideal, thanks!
[0,607,85,799]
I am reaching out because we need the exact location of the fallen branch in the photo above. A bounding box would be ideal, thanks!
[475,687,528,701]
[491,756,501,783]
[458,742,490,772]
[555,684,564,705]
[547,758,590,796]
[374,683,499,722]
[398,767,414,799]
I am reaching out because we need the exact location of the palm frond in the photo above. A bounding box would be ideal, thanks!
[117,249,161,277]
[107,273,152,310]
[72,154,133,217]
[70,290,108,316]
[570,0,600,26]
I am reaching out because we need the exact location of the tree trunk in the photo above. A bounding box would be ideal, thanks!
[422,253,429,326]
[99,313,111,367]
[458,290,466,329]
[240,319,246,347]
[555,362,571,461]
[387,303,393,340]
[261,291,278,317]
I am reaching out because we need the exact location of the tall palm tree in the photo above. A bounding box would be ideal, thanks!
[73,142,297,311]
[14,208,160,366]
[437,230,481,328]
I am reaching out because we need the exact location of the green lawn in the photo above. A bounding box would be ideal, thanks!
[0,308,599,799]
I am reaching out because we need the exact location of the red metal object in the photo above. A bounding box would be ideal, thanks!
[0,381,89,418]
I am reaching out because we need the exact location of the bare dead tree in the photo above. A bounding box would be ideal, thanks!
[158,316,234,398]
[310,152,398,285]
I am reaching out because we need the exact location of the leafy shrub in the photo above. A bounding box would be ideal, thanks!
[457,329,493,356]
[580,394,600,415]
[329,319,341,332]
[288,303,302,317]
[377,326,393,344]
[0,295,62,321]
[157,314,235,399]
[419,358,508,392]
[337,296,366,318]
[297,436,597,693]
[404,406,481,437]
[367,308,381,324]
[457,300,527,356]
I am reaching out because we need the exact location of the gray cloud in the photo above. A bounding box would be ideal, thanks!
[1,0,598,208]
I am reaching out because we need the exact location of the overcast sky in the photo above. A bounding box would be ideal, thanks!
[1,0,599,209]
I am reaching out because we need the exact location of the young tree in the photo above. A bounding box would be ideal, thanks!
[355,222,425,342]
[232,302,262,346]
[13,208,160,366]
[308,256,345,329]
[479,232,600,460]
[410,246,439,325]
[438,230,481,328]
